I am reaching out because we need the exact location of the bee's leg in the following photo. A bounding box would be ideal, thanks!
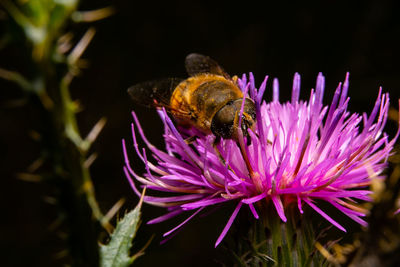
[213,137,235,174]
[212,136,225,164]
[234,112,255,178]
[252,131,272,145]
[233,111,250,145]
[184,135,198,145]
[242,112,251,146]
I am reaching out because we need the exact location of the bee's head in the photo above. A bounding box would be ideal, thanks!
[211,98,256,141]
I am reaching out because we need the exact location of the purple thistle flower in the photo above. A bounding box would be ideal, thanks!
[122,72,399,247]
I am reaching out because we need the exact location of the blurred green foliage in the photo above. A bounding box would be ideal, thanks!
[1,1,141,266]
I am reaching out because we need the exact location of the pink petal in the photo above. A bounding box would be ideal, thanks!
[215,202,243,247]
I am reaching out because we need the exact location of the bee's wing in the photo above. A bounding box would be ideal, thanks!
[127,78,182,108]
[185,53,231,79]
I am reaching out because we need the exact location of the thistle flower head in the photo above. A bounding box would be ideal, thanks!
[123,73,399,247]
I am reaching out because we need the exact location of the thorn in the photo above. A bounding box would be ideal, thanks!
[71,99,82,113]
[0,68,32,91]
[71,7,116,22]
[53,249,69,260]
[132,234,154,260]
[61,72,74,89]
[80,117,106,151]
[57,32,74,54]
[56,231,68,240]
[102,198,126,229]
[42,196,58,205]
[27,157,45,172]
[138,186,147,209]
[28,130,41,141]
[75,58,90,69]
[102,221,113,235]
[68,27,96,65]
[49,215,65,231]
[16,172,42,182]
[1,98,28,108]
[0,0,31,30]
[84,153,97,168]
[85,117,107,144]
[58,32,74,45]
[38,91,54,110]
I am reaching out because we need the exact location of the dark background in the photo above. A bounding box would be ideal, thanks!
[1,0,400,266]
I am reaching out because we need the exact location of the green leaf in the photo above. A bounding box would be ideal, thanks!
[99,199,143,267]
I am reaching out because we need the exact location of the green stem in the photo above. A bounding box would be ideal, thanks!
[59,73,104,225]
[39,50,103,267]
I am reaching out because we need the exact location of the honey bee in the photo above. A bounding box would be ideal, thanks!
[127,53,256,142]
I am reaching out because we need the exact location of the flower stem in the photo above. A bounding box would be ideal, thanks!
[1,1,106,265]
[220,202,327,266]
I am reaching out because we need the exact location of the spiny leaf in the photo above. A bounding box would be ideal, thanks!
[99,194,144,267]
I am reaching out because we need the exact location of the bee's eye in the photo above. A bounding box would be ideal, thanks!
[211,104,235,139]
[211,98,256,140]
